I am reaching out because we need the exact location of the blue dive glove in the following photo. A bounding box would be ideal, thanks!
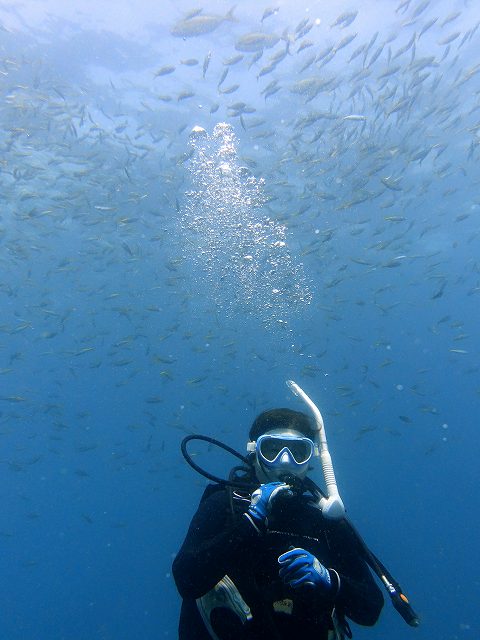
[278,547,332,591]
[247,482,291,524]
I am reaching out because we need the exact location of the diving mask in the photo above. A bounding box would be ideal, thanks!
[257,433,314,466]
[248,430,316,480]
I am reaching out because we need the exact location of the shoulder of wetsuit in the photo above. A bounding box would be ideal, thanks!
[199,483,226,504]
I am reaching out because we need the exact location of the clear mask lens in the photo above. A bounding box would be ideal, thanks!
[258,435,313,465]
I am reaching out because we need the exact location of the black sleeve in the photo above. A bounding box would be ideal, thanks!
[327,519,384,626]
[172,487,259,599]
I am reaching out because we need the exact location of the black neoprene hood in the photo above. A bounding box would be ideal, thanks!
[249,408,316,441]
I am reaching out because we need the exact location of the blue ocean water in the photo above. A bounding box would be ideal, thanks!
[0,0,479,638]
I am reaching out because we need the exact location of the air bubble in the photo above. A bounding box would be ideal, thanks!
[180,123,312,327]
[189,125,207,138]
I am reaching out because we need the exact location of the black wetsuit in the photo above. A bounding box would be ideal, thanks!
[173,482,384,640]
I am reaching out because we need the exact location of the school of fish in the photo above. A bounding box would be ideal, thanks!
[0,0,479,546]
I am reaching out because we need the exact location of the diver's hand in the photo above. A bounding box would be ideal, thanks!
[246,482,291,525]
[278,547,332,591]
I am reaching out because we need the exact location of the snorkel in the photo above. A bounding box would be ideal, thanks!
[286,380,345,520]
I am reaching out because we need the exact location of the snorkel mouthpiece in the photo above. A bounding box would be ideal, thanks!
[286,380,345,519]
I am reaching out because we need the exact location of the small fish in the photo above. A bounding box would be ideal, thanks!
[297,40,313,53]
[295,18,310,34]
[396,0,411,13]
[382,257,405,268]
[177,90,195,101]
[431,282,446,299]
[381,177,403,191]
[411,0,430,19]
[218,84,240,94]
[418,17,437,38]
[11,322,31,333]
[74,347,95,356]
[348,43,367,62]
[261,7,279,23]
[366,44,385,68]
[260,80,278,95]
[171,8,236,37]
[202,51,212,78]
[217,68,229,87]
[269,44,289,65]
[330,11,358,29]
[393,32,416,59]
[154,65,176,77]
[378,65,401,79]
[299,53,316,73]
[343,114,367,121]
[187,376,208,385]
[334,32,357,52]
[263,85,281,100]
[76,444,97,452]
[257,63,276,78]
[223,54,244,66]
[437,32,461,46]
[235,32,280,52]
[388,97,412,115]
[295,21,313,40]
[40,331,58,339]
[248,51,264,68]
[384,215,407,222]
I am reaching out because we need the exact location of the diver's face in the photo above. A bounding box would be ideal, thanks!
[254,429,313,482]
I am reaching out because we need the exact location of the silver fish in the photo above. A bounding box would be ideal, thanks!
[202,51,211,78]
[261,7,279,23]
[154,65,175,77]
[330,11,358,29]
[171,7,235,37]
[235,32,280,52]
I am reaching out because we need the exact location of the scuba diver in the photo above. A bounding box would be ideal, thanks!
[173,381,419,640]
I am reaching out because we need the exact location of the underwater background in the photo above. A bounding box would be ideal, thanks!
[0,0,479,638]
